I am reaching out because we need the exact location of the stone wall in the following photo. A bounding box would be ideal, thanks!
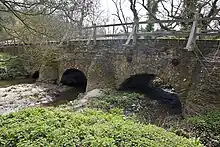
[109,39,220,114]
[46,39,220,114]
[1,39,220,114]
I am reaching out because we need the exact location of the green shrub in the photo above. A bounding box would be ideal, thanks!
[187,111,220,146]
[87,92,143,112]
[0,107,202,147]
[0,53,28,79]
[188,111,220,135]
[0,53,10,67]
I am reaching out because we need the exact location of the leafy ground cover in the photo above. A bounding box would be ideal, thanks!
[0,107,202,147]
[84,91,220,146]
[186,111,220,146]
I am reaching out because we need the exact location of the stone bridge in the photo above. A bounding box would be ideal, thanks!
[1,39,220,114]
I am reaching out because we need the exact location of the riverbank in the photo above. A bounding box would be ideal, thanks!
[0,82,219,146]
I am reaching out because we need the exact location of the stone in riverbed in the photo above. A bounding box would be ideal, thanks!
[73,89,104,109]
[41,100,49,104]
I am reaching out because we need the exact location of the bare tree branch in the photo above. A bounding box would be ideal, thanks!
[139,0,170,30]
[111,0,128,33]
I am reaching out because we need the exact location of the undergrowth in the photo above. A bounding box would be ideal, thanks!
[187,111,220,146]
[87,92,143,112]
[85,91,220,146]
[0,107,202,147]
[0,53,28,79]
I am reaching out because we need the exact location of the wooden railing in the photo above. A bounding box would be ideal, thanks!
[81,15,220,51]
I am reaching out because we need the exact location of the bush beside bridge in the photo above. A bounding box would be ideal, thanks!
[0,53,28,79]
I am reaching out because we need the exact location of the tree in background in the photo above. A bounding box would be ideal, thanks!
[0,0,102,76]
[0,2,17,41]
[111,0,130,33]
[123,0,219,31]
[0,0,101,43]
[158,0,220,31]
[139,0,170,32]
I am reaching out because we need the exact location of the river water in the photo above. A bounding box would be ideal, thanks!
[0,79,83,114]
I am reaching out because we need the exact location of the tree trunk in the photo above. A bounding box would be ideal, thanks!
[129,0,139,45]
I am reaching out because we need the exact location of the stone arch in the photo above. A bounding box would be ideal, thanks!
[118,73,156,93]
[32,70,40,79]
[60,68,87,92]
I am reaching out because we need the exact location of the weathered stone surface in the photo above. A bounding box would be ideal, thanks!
[57,40,220,114]
[2,39,220,114]
[38,62,59,83]
[86,52,116,91]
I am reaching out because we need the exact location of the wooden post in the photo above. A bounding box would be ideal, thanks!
[86,23,97,45]
[86,29,92,45]
[124,24,136,45]
[132,23,138,45]
[196,27,201,39]
[184,12,199,51]
[92,23,97,45]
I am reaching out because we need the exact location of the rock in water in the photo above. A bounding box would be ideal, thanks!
[73,89,104,110]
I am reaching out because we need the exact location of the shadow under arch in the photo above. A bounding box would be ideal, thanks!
[32,70,40,79]
[118,73,156,93]
[60,68,87,92]
[118,73,182,115]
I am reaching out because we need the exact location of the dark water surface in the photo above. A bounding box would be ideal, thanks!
[42,87,85,106]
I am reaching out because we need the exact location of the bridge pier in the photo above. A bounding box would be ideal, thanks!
[38,61,59,83]
[86,53,116,92]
